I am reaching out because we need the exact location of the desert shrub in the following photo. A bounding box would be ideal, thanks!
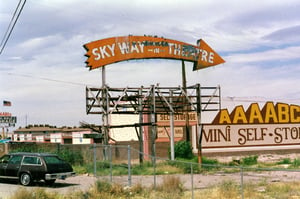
[95,180,112,193]
[93,180,146,198]
[174,141,194,159]
[277,158,292,165]
[217,180,240,198]
[241,155,258,166]
[11,188,56,199]
[156,176,184,194]
[292,158,300,168]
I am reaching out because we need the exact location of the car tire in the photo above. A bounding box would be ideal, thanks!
[19,173,32,186]
[45,179,56,185]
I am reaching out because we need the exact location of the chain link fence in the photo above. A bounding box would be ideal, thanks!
[74,144,300,199]
[3,142,300,198]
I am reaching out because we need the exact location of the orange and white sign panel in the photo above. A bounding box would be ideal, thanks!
[84,35,225,70]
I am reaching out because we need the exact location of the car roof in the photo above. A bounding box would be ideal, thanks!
[9,152,58,157]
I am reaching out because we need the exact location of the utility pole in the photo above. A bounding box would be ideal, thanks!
[182,60,190,142]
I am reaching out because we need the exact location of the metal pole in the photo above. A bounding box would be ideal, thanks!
[153,155,156,189]
[151,85,156,160]
[191,163,194,199]
[151,85,157,189]
[109,145,112,183]
[196,84,203,164]
[93,143,97,177]
[170,90,175,160]
[182,60,190,142]
[102,66,106,87]
[128,145,132,187]
[101,66,109,159]
[138,87,144,164]
[241,167,244,199]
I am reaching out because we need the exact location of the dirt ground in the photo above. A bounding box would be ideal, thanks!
[2,170,300,199]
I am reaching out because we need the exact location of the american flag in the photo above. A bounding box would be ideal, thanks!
[3,100,11,106]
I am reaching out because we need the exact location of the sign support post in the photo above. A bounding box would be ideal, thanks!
[196,84,203,164]
[169,90,175,160]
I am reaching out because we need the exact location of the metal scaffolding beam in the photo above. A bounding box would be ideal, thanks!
[85,84,221,162]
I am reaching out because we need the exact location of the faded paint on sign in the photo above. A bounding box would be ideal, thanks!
[84,35,225,70]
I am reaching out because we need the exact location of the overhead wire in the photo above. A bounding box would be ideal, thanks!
[6,72,99,87]
[0,0,27,55]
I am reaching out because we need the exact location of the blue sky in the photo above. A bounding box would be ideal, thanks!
[1,0,300,128]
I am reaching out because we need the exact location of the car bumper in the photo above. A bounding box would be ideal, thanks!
[45,172,76,180]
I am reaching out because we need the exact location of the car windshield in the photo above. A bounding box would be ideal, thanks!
[43,156,65,164]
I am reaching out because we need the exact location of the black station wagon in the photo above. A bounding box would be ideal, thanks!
[0,152,75,186]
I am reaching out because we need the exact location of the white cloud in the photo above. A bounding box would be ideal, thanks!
[226,46,300,63]
[1,0,300,128]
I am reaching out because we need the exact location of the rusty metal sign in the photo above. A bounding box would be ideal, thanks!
[84,35,225,70]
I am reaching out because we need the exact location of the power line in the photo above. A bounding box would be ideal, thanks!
[7,72,97,87]
[0,0,27,55]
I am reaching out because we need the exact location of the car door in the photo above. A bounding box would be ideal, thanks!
[5,155,23,177]
[22,156,44,179]
[0,155,10,176]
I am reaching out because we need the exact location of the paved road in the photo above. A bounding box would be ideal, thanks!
[0,175,97,199]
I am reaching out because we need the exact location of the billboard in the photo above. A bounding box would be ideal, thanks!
[84,35,225,70]
[202,102,300,150]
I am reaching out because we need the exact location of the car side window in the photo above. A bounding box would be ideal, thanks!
[23,156,42,165]
[43,156,63,164]
[8,155,22,165]
[0,155,10,163]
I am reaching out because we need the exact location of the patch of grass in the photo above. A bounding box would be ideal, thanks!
[277,158,292,165]
[156,164,184,174]
[264,181,300,198]
[241,155,258,166]
[218,180,240,198]
[156,176,185,195]
[12,179,300,199]
[131,161,156,175]
[73,165,89,174]
[291,158,300,168]
[10,188,57,199]
[166,159,196,174]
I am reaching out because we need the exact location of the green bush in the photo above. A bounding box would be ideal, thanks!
[57,148,84,166]
[241,155,258,166]
[277,158,292,165]
[292,158,300,168]
[174,141,194,159]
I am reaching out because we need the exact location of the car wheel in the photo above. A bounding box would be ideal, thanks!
[19,173,32,186]
[45,179,56,185]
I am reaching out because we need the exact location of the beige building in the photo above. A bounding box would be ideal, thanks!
[12,125,96,144]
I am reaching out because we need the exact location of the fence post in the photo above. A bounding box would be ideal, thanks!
[191,163,194,199]
[240,166,244,199]
[153,156,156,189]
[109,144,112,183]
[93,143,97,177]
[128,145,132,187]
